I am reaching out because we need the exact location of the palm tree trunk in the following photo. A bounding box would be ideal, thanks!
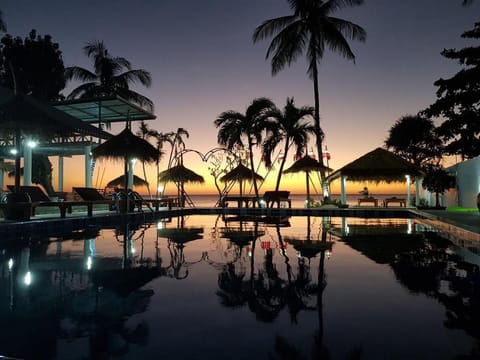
[275,139,290,191]
[248,140,260,200]
[312,62,328,199]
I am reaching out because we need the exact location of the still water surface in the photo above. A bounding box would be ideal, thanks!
[0,215,479,359]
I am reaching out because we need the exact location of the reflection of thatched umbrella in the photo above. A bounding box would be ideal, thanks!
[283,156,332,207]
[106,174,148,189]
[220,163,264,197]
[92,127,160,190]
[157,227,204,245]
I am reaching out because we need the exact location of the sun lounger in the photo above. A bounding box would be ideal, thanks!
[6,185,102,218]
[357,197,379,207]
[72,187,117,210]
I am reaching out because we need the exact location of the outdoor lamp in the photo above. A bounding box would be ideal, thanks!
[23,271,32,286]
[27,140,37,148]
[8,258,13,271]
[9,148,17,155]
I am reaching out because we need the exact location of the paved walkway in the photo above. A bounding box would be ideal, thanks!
[416,209,480,235]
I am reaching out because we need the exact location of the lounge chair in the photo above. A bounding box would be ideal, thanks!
[6,185,102,218]
[72,187,117,210]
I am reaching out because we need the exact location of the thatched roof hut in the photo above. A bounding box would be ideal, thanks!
[326,147,423,183]
[326,148,424,206]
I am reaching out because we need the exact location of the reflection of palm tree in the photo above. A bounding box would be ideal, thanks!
[65,40,153,116]
[253,0,366,194]
[263,97,316,191]
[215,98,277,199]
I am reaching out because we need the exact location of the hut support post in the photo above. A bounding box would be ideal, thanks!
[415,177,421,207]
[23,140,32,186]
[58,156,64,192]
[340,176,347,205]
[406,175,411,207]
[85,145,92,188]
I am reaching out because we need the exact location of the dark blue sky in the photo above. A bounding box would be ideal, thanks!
[2,0,479,191]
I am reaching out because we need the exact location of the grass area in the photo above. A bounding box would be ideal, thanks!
[446,206,478,213]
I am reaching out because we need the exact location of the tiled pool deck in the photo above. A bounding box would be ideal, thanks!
[0,205,479,243]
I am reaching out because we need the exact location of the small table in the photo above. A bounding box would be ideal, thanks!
[358,197,379,207]
[383,198,406,207]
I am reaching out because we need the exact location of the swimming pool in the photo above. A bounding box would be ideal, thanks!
[0,214,479,359]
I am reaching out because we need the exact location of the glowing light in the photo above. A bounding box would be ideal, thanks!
[27,140,37,148]
[86,256,93,270]
[10,148,18,155]
[157,221,165,229]
[8,258,14,271]
[24,271,32,286]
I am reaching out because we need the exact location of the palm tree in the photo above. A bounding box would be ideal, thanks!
[263,97,316,191]
[0,10,6,32]
[65,40,154,116]
[136,120,161,196]
[215,98,277,199]
[253,0,366,196]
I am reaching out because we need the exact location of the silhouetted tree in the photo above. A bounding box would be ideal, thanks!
[253,0,366,196]
[263,97,316,191]
[422,168,456,208]
[0,30,66,194]
[0,29,65,100]
[423,22,480,160]
[385,114,443,170]
[65,40,153,115]
[215,98,277,199]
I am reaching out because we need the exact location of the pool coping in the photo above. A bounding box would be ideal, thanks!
[0,207,478,244]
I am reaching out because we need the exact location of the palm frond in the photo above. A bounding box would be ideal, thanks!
[65,66,97,82]
[119,69,152,87]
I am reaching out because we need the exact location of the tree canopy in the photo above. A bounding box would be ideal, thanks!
[0,29,65,101]
[384,114,442,170]
[423,22,480,160]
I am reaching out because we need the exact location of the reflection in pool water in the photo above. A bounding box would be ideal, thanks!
[0,215,479,359]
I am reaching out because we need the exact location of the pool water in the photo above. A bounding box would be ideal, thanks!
[0,214,479,359]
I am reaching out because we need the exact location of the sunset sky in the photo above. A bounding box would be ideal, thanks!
[2,0,479,195]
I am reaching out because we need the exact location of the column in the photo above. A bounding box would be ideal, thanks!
[85,145,92,188]
[406,175,411,207]
[340,176,347,205]
[23,140,33,186]
[58,155,64,192]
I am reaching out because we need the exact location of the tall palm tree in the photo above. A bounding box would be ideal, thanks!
[215,97,277,199]
[65,40,154,114]
[136,120,162,196]
[253,0,366,196]
[263,97,316,191]
[0,10,6,32]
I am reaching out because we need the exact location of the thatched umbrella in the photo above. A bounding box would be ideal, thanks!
[220,163,264,197]
[283,155,332,207]
[106,174,148,189]
[326,147,424,205]
[92,127,160,191]
[158,164,204,206]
